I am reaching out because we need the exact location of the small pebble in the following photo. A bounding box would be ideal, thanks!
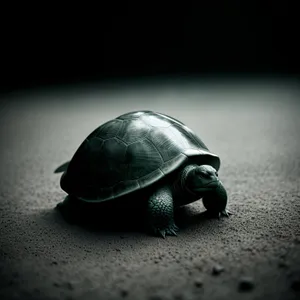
[291,279,300,291]
[120,289,128,297]
[212,265,224,275]
[194,279,203,287]
[239,277,255,291]
[278,261,288,268]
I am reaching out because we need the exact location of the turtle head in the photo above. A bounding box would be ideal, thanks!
[185,165,220,195]
[184,164,228,213]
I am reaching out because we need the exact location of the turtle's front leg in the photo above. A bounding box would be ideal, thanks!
[202,180,233,219]
[147,185,179,238]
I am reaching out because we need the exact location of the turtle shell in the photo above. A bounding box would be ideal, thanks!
[60,110,220,202]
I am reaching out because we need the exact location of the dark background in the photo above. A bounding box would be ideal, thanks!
[1,2,299,93]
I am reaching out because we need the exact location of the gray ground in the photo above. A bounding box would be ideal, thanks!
[1,78,300,300]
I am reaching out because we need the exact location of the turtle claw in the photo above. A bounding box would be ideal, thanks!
[221,209,233,217]
[159,229,166,239]
[152,223,179,238]
[169,229,178,236]
[205,209,233,219]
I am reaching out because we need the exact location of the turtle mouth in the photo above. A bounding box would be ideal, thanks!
[204,180,219,188]
[193,179,219,192]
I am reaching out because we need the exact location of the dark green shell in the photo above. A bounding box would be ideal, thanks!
[60,110,220,202]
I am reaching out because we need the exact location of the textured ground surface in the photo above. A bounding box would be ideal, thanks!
[1,78,300,300]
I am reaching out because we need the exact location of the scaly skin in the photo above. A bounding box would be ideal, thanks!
[147,186,179,238]
[148,164,231,238]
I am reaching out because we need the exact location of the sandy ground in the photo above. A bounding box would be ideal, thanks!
[0,78,300,300]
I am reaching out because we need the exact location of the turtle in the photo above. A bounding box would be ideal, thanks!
[55,110,231,238]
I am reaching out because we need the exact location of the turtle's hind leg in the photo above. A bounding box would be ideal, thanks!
[56,195,84,224]
[147,186,179,238]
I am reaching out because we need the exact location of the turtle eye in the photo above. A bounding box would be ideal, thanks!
[201,172,211,179]
[216,172,218,177]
